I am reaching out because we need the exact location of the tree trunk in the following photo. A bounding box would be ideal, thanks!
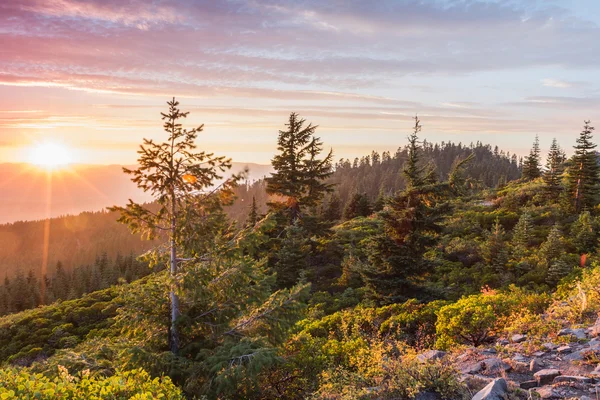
[169,211,180,353]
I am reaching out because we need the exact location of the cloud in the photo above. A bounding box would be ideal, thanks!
[0,0,599,98]
[542,79,577,88]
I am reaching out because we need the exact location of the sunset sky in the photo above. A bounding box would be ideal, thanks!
[1,0,600,165]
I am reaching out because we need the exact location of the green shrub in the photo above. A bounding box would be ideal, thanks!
[0,367,183,399]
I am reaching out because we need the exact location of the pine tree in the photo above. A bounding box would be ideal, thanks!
[539,224,563,266]
[373,188,387,212]
[512,212,534,249]
[321,194,342,222]
[266,113,333,223]
[481,218,509,274]
[403,116,425,188]
[246,196,259,227]
[109,97,241,354]
[522,135,542,180]
[546,260,571,286]
[343,193,372,220]
[543,138,566,198]
[570,121,599,212]
[571,211,598,254]
[274,223,309,288]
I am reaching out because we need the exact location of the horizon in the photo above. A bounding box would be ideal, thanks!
[2,0,600,167]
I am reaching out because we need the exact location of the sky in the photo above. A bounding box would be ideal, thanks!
[1,0,600,165]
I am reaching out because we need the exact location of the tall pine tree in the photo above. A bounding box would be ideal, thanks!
[403,116,425,188]
[570,121,599,212]
[543,138,566,198]
[266,113,333,224]
[522,135,541,180]
[110,98,241,354]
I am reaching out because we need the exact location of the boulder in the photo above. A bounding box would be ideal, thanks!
[553,375,594,384]
[416,350,447,363]
[556,345,571,354]
[415,392,441,400]
[459,361,483,375]
[481,357,511,374]
[471,378,508,400]
[530,358,543,372]
[519,380,538,389]
[542,342,558,351]
[535,386,559,399]
[534,369,561,385]
[562,350,584,361]
[572,328,587,340]
[511,334,527,343]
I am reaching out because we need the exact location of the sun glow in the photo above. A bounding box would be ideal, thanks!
[28,142,73,169]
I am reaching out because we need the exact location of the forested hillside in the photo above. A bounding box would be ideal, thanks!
[226,140,522,223]
[4,101,600,399]
[0,209,158,278]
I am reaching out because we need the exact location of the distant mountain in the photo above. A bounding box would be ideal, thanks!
[0,162,272,224]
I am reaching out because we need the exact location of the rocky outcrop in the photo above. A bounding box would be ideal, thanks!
[471,378,507,400]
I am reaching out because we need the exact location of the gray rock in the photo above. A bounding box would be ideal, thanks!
[532,351,546,357]
[572,328,588,340]
[415,392,441,400]
[471,378,508,400]
[534,369,561,385]
[416,350,446,363]
[497,339,509,346]
[562,350,583,361]
[511,333,527,343]
[530,358,543,372]
[553,375,594,384]
[542,342,558,351]
[556,345,571,354]
[536,386,559,399]
[558,328,574,336]
[460,361,483,375]
[512,353,527,362]
[519,380,538,389]
[481,357,511,374]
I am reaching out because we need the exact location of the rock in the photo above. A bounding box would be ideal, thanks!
[542,342,558,351]
[512,353,527,362]
[459,361,483,375]
[533,351,546,357]
[530,358,543,372]
[416,350,446,363]
[471,378,508,400]
[536,386,559,399]
[590,318,600,337]
[496,339,509,346]
[553,375,594,384]
[556,345,571,354]
[519,380,538,389]
[562,350,584,361]
[558,328,573,336]
[534,369,561,385]
[511,334,527,343]
[572,328,588,340]
[482,348,497,355]
[481,357,511,374]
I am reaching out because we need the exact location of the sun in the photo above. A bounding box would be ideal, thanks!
[28,142,73,169]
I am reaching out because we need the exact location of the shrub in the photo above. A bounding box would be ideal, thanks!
[435,287,549,348]
[0,367,183,399]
